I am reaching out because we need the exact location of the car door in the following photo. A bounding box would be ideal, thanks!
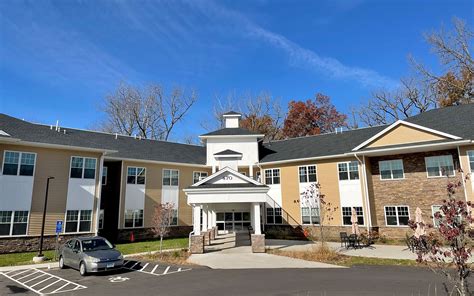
[71,240,82,269]
[62,239,74,266]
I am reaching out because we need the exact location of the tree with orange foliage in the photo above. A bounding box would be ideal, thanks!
[282,93,347,138]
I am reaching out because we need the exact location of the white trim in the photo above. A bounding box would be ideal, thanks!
[105,156,208,168]
[0,140,116,154]
[297,164,318,184]
[162,168,179,187]
[69,156,98,180]
[353,120,462,151]
[0,210,30,237]
[123,209,144,229]
[457,147,469,203]
[126,166,147,185]
[95,154,105,236]
[184,187,269,194]
[431,205,443,228]
[340,206,365,227]
[384,205,410,227]
[192,171,209,184]
[361,155,372,230]
[353,140,471,156]
[63,209,93,234]
[193,167,262,186]
[1,150,37,177]
[260,153,349,166]
[424,155,455,178]
[264,168,281,185]
[337,161,360,181]
[199,134,265,139]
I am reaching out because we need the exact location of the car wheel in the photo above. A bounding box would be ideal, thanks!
[59,256,66,269]
[79,262,87,276]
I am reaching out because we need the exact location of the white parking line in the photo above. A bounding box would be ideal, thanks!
[151,265,159,274]
[139,263,149,271]
[0,268,86,295]
[163,266,170,274]
[121,260,191,277]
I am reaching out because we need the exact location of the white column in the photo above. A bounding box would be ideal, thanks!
[202,206,208,232]
[207,207,213,230]
[252,203,261,234]
[212,165,217,173]
[249,164,253,178]
[213,210,217,227]
[250,204,255,230]
[193,205,201,235]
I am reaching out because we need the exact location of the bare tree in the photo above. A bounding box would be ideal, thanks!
[205,91,285,141]
[151,203,175,253]
[101,82,197,141]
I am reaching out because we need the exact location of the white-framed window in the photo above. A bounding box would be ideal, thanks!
[170,209,178,226]
[338,161,359,181]
[431,205,443,228]
[0,211,29,236]
[299,165,317,183]
[301,207,320,225]
[70,157,96,179]
[193,171,208,184]
[124,209,144,228]
[425,155,455,177]
[266,207,282,224]
[379,159,404,180]
[264,169,280,185]
[163,169,179,186]
[127,167,146,184]
[239,172,247,176]
[467,151,474,172]
[2,151,36,176]
[98,209,104,229]
[102,167,108,186]
[384,206,410,226]
[342,207,364,225]
[65,210,92,233]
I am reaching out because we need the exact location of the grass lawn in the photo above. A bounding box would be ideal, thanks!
[0,237,189,267]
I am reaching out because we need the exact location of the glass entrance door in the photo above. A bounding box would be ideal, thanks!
[216,211,251,233]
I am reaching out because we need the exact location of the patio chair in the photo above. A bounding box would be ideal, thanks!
[348,234,361,249]
[339,232,349,248]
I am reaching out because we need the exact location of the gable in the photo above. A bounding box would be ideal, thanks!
[205,171,249,185]
[366,125,448,148]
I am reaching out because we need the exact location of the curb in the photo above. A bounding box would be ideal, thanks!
[0,248,186,273]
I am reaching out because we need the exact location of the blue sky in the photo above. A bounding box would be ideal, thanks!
[0,0,472,142]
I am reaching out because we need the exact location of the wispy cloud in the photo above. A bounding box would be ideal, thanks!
[191,0,398,89]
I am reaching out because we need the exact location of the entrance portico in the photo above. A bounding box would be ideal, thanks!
[184,167,269,253]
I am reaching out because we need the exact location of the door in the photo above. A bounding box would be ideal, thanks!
[70,240,82,269]
[216,212,251,234]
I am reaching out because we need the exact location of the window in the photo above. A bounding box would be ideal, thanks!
[98,209,104,229]
[299,165,317,183]
[2,151,36,176]
[266,207,282,224]
[264,169,280,184]
[342,207,364,225]
[379,159,404,180]
[70,157,96,179]
[65,210,92,233]
[425,155,455,177]
[127,167,146,184]
[102,167,108,185]
[384,206,410,226]
[338,161,359,180]
[468,151,474,172]
[0,211,29,236]
[124,210,143,228]
[163,169,179,186]
[301,207,320,225]
[431,205,443,228]
[193,171,208,184]
[170,209,178,226]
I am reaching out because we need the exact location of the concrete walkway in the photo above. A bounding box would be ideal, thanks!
[187,233,343,269]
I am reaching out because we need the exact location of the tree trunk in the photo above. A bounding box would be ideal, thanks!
[160,235,163,254]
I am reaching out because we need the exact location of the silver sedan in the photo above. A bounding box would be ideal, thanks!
[59,236,124,276]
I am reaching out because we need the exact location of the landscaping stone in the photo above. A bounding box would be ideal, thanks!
[190,234,204,254]
[251,234,265,253]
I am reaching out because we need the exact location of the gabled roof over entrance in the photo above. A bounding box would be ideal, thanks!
[190,167,266,189]
[352,120,461,151]
[214,149,243,156]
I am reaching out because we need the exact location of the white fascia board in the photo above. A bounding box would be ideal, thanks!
[259,153,350,166]
[222,114,242,118]
[351,139,471,156]
[105,156,209,168]
[0,137,21,143]
[215,154,243,158]
[184,187,269,194]
[199,134,265,139]
[0,140,117,154]
[193,166,262,186]
[186,192,268,204]
[352,120,462,151]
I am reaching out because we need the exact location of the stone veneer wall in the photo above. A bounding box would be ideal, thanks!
[368,150,465,238]
[116,226,192,243]
[0,233,93,254]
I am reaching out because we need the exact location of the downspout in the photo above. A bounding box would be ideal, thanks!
[354,153,372,233]
[256,162,265,232]
[95,153,105,236]
[457,146,469,203]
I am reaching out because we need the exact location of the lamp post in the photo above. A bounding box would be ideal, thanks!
[34,176,54,263]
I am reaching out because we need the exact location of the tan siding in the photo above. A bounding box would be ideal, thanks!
[280,165,300,225]
[0,144,101,236]
[367,125,447,148]
[458,145,474,203]
[119,161,211,229]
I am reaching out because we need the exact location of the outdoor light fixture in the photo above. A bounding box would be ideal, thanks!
[34,176,55,263]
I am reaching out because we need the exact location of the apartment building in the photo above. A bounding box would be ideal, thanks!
[0,104,473,253]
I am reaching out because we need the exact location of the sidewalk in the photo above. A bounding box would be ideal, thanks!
[267,239,474,262]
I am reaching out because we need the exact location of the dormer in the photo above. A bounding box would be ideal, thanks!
[200,112,264,176]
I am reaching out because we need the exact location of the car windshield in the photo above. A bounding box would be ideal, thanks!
[81,238,113,252]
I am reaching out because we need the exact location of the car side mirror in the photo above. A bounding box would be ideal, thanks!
[112,244,116,248]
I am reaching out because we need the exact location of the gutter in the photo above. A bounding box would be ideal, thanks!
[0,139,117,154]
[94,153,105,236]
[105,156,208,168]
[456,145,469,203]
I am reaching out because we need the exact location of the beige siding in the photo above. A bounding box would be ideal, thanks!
[118,161,211,229]
[367,125,447,148]
[458,145,474,203]
[0,144,101,236]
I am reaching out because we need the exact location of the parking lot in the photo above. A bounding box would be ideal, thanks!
[0,259,194,295]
